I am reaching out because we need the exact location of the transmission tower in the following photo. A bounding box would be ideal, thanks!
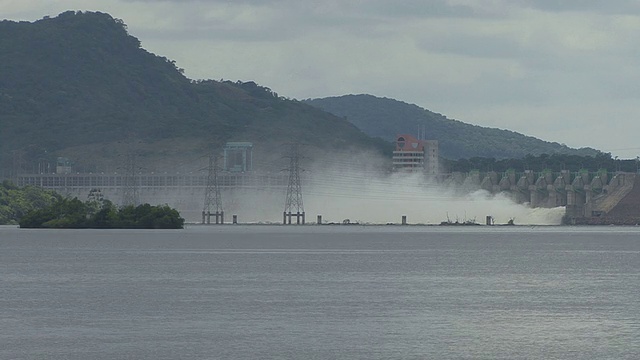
[202,154,224,224]
[121,152,140,207]
[283,143,305,224]
[11,149,25,183]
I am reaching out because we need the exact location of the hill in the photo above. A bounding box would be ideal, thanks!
[304,94,599,159]
[0,11,389,175]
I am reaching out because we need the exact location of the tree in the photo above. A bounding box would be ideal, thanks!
[0,182,59,225]
[19,198,184,229]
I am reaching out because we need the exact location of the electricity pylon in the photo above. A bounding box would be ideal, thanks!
[122,152,139,207]
[203,154,224,224]
[283,143,305,224]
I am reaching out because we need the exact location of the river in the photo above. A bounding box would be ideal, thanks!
[1,225,638,359]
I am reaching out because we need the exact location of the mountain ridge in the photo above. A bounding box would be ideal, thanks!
[0,11,388,174]
[0,10,601,177]
[304,94,599,159]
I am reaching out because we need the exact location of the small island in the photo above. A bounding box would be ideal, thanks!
[19,196,184,229]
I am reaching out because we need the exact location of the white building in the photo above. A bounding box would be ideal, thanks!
[392,134,439,175]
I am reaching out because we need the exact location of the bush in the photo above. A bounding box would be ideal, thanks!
[19,198,184,229]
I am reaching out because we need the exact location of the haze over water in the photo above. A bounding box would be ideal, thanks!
[2,225,638,359]
[223,158,565,225]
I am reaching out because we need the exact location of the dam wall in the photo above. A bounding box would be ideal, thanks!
[12,170,640,223]
[437,170,638,222]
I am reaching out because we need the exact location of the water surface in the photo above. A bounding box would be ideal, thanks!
[1,225,639,359]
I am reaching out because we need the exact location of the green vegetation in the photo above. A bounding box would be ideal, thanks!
[0,10,619,178]
[19,197,184,229]
[0,181,60,225]
[0,11,389,174]
[304,94,600,160]
[1,180,184,228]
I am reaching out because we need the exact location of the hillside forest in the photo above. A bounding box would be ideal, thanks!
[0,11,617,180]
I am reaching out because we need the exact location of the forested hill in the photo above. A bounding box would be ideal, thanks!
[304,95,599,159]
[0,11,388,173]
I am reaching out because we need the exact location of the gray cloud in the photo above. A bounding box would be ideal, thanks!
[520,0,640,14]
[354,0,484,19]
[416,33,524,59]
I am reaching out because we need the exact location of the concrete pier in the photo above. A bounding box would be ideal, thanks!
[283,211,305,225]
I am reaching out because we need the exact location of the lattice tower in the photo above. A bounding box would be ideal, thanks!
[121,153,139,207]
[284,143,304,214]
[203,154,223,215]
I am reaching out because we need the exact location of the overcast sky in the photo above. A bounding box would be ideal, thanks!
[4,0,640,158]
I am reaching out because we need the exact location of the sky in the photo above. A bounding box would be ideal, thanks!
[4,0,640,158]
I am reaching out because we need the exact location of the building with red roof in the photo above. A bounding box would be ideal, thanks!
[392,134,439,174]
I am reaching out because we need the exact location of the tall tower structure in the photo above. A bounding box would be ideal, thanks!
[423,140,439,175]
[11,149,26,182]
[283,143,305,224]
[119,136,142,207]
[121,152,139,207]
[202,154,224,224]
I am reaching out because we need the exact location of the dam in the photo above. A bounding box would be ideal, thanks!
[13,169,640,224]
[441,169,640,224]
